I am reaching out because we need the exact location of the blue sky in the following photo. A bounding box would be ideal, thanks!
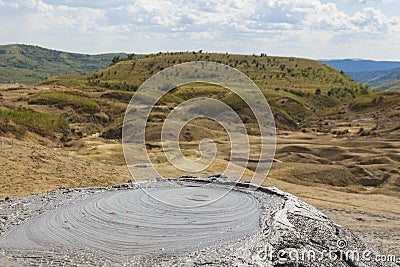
[0,0,399,60]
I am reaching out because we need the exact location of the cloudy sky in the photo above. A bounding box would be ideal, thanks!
[0,0,399,60]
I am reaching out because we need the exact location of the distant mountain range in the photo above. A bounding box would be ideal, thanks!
[319,59,400,73]
[0,44,128,85]
[321,59,400,91]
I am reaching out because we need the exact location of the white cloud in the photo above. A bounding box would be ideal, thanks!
[0,0,399,59]
[0,0,19,8]
[189,31,216,40]
[350,0,395,3]
[27,0,53,12]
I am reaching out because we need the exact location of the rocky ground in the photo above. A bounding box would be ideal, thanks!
[0,177,398,266]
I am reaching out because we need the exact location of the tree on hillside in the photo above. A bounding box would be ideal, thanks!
[112,56,121,65]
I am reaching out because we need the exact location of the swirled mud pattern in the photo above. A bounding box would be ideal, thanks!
[0,186,260,257]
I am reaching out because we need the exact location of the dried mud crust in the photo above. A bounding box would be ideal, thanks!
[0,177,397,266]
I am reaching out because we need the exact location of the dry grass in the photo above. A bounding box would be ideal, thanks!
[0,108,68,139]
[28,91,100,114]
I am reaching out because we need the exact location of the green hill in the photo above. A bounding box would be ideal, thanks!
[365,68,400,91]
[42,52,364,93]
[374,79,400,91]
[344,67,400,91]
[321,59,400,91]
[320,59,400,73]
[0,44,128,85]
[5,51,393,143]
[2,52,400,202]
[41,52,369,127]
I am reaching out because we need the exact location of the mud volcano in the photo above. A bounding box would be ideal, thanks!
[0,177,397,266]
[1,186,259,256]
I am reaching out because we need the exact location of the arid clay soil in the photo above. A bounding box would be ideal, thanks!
[1,135,399,256]
[0,84,399,256]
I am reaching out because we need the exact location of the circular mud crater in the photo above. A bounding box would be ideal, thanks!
[1,177,394,266]
[0,185,260,257]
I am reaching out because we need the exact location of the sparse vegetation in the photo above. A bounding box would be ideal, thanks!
[41,52,362,95]
[0,44,128,84]
[1,51,399,258]
[101,90,134,103]
[0,108,69,138]
[40,52,370,129]
[350,92,400,111]
[29,91,100,114]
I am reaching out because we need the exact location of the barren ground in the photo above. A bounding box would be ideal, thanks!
[0,84,399,256]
